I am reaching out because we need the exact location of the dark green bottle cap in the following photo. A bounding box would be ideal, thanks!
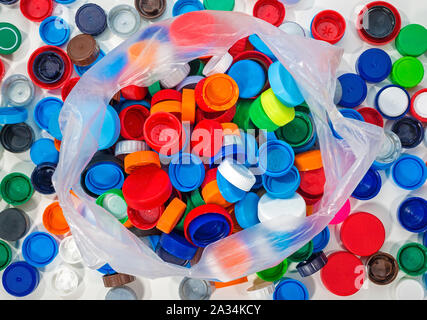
[189,59,205,76]
[288,241,314,263]
[0,22,21,55]
[0,240,12,271]
[148,81,162,96]
[233,99,255,131]
[256,259,288,282]
[0,173,34,206]
[395,24,427,57]
[397,242,427,276]
[276,111,313,148]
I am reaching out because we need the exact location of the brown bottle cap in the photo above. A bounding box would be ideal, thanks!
[67,34,100,67]
[134,0,166,20]
[110,91,121,106]
[102,273,136,288]
[366,251,399,285]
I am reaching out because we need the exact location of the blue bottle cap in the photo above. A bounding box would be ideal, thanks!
[54,0,76,3]
[273,278,309,300]
[159,231,198,260]
[31,162,57,195]
[169,153,205,192]
[148,235,160,251]
[397,197,427,233]
[22,232,58,268]
[392,154,427,190]
[0,107,28,124]
[74,49,105,76]
[375,85,410,120]
[119,99,151,112]
[356,48,392,83]
[209,144,246,168]
[98,105,120,150]
[32,51,65,84]
[241,132,258,167]
[216,170,246,203]
[97,263,116,275]
[156,246,188,266]
[337,73,367,108]
[258,140,295,177]
[331,108,365,139]
[84,162,124,196]
[248,34,276,60]
[39,16,70,46]
[251,171,263,190]
[424,232,427,247]
[351,167,382,200]
[227,60,265,99]
[30,138,59,165]
[312,227,330,253]
[75,3,107,36]
[188,213,231,248]
[34,97,63,131]
[268,61,304,107]
[372,159,393,171]
[262,165,300,199]
[47,107,62,140]
[173,0,205,16]
[2,261,40,297]
[391,117,424,149]
[235,192,260,229]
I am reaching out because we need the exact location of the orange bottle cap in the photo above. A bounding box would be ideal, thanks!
[181,88,196,124]
[306,205,314,216]
[201,180,231,208]
[294,150,323,171]
[202,74,239,112]
[54,138,61,152]
[123,218,133,229]
[124,151,161,174]
[43,202,70,235]
[221,122,240,136]
[150,100,182,116]
[156,197,187,233]
[214,277,248,288]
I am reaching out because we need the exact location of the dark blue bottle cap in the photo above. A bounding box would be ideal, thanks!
[39,16,70,46]
[84,162,124,196]
[22,232,58,268]
[0,0,19,4]
[392,154,427,190]
[98,105,120,150]
[75,3,107,36]
[31,162,57,195]
[188,213,231,248]
[262,165,300,199]
[296,251,328,277]
[337,73,367,108]
[331,109,365,139]
[0,122,34,153]
[34,97,63,131]
[235,192,260,229]
[159,231,197,260]
[351,167,382,200]
[391,117,424,149]
[2,261,40,297]
[216,170,246,203]
[397,197,427,233]
[227,59,266,99]
[248,34,276,60]
[30,138,59,165]
[74,49,105,76]
[258,140,295,177]
[356,48,392,83]
[375,85,410,120]
[97,263,116,275]
[169,153,205,192]
[0,107,28,124]
[156,246,188,266]
[312,227,330,253]
[251,171,263,191]
[32,51,65,84]
[273,278,309,300]
[173,0,204,16]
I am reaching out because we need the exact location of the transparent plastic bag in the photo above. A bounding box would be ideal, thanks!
[53,10,384,281]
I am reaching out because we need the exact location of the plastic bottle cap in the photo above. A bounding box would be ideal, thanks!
[337,73,367,108]
[340,212,385,256]
[0,107,28,125]
[0,123,34,153]
[256,259,288,282]
[169,153,205,192]
[151,89,181,106]
[84,161,124,197]
[34,97,63,131]
[411,89,427,122]
[1,74,35,107]
[398,197,427,233]
[96,189,128,221]
[107,4,141,37]
[253,0,285,27]
[115,140,148,159]
[374,84,410,120]
[395,278,425,300]
[329,199,351,225]
[197,74,239,112]
[357,107,383,127]
[156,197,187,234]
[176,75,204,92]
[276,111,313,148]
[201,180,231,207]
[273,278,309,300]
[321,251,365,296]
[261,88,296,127]
[135,0,166,19]
[289,241,314,263]
[191,119,223,158]
[262,166,300,199]
[391,57,424,89]
[279,21,306,37]
[59,236,82,264]
[179,277,213,300]
[30,138,59,166]
[397,242,427,276]
[181,88,196,124]
[248,34,276,61]
[0,240,12,271]
[217,158,256,192]
[391,117,424,149]
[22,232,58,268]
[61,77,79,101]
[67,34,100,67]
[311,10,346,44]
[0,208,30,241]
[128,205,164,230]
[103,273,135,288]
[366,252,398,285]
[356,48,391,83]
[395,24,427,57]
[173,0,204,16]
[392,154,427,190]
[203,0,234,10]
[0,172,34,206]
[258,139,295,178]
[296,251,328,277]
[43,202,69,236]
[203,53,234,77]
[216,170,246,203]
[151,100,182,116]
[124,151,160,174]
[312,227,330,253]
[75,3,107,36]
[0,22,21,55]
[298,167,325,200]
[106,286,138,300]
[31,162,56,195]
[249,95,279,131]
[39,16,70,46]
[2,262,40,297]
[98,105,120,150]
[226,59,265,99]
[258,193,306,224]
[50,264,80,296]
[294,150,322,172]
[234,192,260,229]
[119,105,150,141]
[160,63,191,89]
[20,0,53,22]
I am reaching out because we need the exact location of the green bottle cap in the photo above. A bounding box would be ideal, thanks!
[276,111,313,148]
[0,22,22,55]
[0,240,12,271]
[288,241,314,263]
[397,242,427,276]
[391,57,424,88]
[189,59,205,76]
[295,103,310,115]
[148,81,162,96]
[203,0,235,11]
[249,96,280,132]
[175,195,195,231]
[395,24,427,57]
[0,173,34,206]
[96,189,128,221]
[190,189,205,207]
[256,259,288,282]
[233,99,255,131]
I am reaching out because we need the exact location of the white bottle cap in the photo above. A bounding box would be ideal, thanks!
[377,86,409,118]
[102,193,128,220]
[51,265,80,297]
[279,21,306,37]
[115,140,148,158]
[258,193,306,223]
[394,278,425,300]
[247,278,275,300]
[59,235,83,264]
[202,53,234,77]
[217,158,256,191]
[412,91,427,119]
[160,63,191,88]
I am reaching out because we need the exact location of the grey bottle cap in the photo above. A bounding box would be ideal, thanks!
[107,5,142,37]
[105,286,138,300]
[179,277,213,300]
[1,74,35,107]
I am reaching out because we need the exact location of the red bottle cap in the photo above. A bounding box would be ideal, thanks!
[228,37,253,58]
[253,0,285,27]
[127,205,164,230]
[119,104,150,140]
[195,105,236,124]
[20,0,53,22]
[122,166,172,210]
[297,191,322,206]
[143,112,183,155]
[191,119,223,158]
[121,85,148,101]
[151,89,182,106]
[410,88,427,123]
[311,10,346,44]
[357,107,384,127]
[0,59,5,82]
[61,77,80,101]
[340,212,385,256]
[200,168,218,190]
[321,251,365,296]
[298,167,325,198]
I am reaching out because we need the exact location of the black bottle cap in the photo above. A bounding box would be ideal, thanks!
[31,162,57,195]
[32,51,65,84]
[391,116,424,148]
[0,123,34,153]
[0,208,30,241]
[0,0,19,4]
[296,250,328,277]
[362,5,396,40]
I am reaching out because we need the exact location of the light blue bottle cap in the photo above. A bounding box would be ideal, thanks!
[48,108,62,140]
[30,138,59,165]
[105,286,138,300]
[312,227,330,253]
[262,165,300,199]
[173,0,205,16]
[74,49,105,76]
[235,192,260,229]
[351,167,382,200]
[149,235,160,251]
[216,170,246,203]
[273,278,309,300]
[54,0,76,3]
[98,105,120,150]
[0,107,28,124]
[22,232,58,268]
[2,261,40,297]
[248,34,276,60]
[337,73,367,108]
[169,153,205,192]
[268,61,304,107]
[258,140,295,177]
[227,60,265,98]
[392,154,427,190]
[242,132,258,167]
[34,97,63,131]
[39,16,70,46]
[85,162,124,196]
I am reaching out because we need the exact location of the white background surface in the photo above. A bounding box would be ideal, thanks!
[0,0,426,300]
